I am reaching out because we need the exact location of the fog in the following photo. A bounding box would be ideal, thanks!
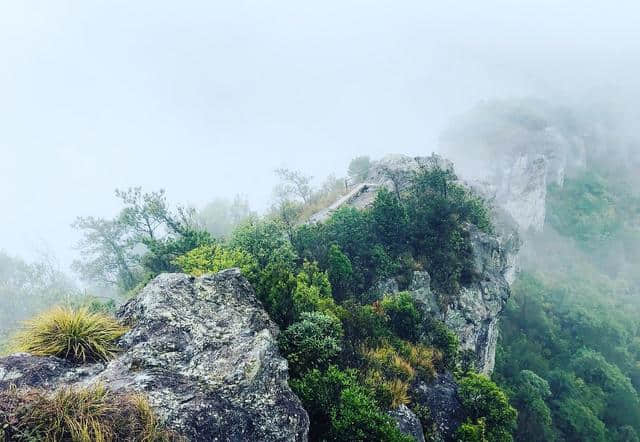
[2,0,640,269]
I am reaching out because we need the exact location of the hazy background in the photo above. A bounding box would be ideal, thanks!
[2,0,640,269]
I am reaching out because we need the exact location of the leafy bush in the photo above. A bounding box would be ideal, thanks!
[327,244,354,300]
[291,366,413,442]
[379,292,423,341]
[291,262,340,320]
[173,244,258,279]
[0,385,180,441]
[10,307,127,363]
[279,312,343,376]
[458,373,517,442]
[422,316,459,370]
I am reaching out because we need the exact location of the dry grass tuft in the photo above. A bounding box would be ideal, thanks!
[384,379,410,409]
[0,385,181,442]
[361,343,416,382]
[10,307,128,363]
[405,343,441,380]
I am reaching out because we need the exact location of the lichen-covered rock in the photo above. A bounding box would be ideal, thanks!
[413,372,463,442]
[388,405,426,442]
[0,353,103,389]
[0,270,309,442]
[442,224,512,374]
[409,271,439,315]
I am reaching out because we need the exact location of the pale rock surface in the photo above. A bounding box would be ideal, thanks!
[0,270,309,442]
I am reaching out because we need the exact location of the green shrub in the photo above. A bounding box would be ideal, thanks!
[379,292,423,341]
[279,312,343,376]
[457,418,488,442]
[405,166,490,300]
[291,262,340,320]
[10,307,127,363]
[291,366,413,442]
[0,385,180,441]
[173,244,258,280]
[422,316,459,370]
[458,373,517,442]
[327,244,354,300]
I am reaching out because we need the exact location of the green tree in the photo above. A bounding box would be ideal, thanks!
[327,244,354,300]
[370,188,408,252]
[279,312,343,376]
[458,373,517,442]
[511,370,554,442]
[73,187,208,291]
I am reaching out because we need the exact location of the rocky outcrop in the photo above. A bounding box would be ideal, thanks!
[310,154,519,375]
[440,100,591,233]
[388,405,426,442]
[0,270,309,442]
[413,372,463,442]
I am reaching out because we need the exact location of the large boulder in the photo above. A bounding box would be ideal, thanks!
[388,405,426,442]
[0,270,309,442]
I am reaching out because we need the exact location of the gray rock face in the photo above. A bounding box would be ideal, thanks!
[388,405,426,442]
[413,372,463,442]
[0,270,309,442]
[443,108,590,234]
[444,224,512,374]
[409,271,439,315]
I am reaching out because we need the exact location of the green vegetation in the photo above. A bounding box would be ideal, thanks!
[495,168,640,441]
[0,385,180,441]
[10,307,127,363]
[72,187,214,292]
[166,163,509,440]
[28,159,508,440]
[457,373,517,441]
[291,366,414,442]
[279,312,344,376]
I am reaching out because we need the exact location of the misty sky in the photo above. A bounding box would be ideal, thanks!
[2,1,640,268]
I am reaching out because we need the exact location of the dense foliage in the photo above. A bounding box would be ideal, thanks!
[495,168,640,442]
[19,161,512,440]
[168,165,512,440]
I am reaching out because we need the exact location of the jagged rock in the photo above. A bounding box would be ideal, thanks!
[413,372,463,442]
[370,277,400,299]
[409,271,440,315]
[442,224,512,374]
[388,405,426,442]
[0,270,309,442]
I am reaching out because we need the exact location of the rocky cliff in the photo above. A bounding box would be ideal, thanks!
[315,154,520,375]
[0,270,309,442]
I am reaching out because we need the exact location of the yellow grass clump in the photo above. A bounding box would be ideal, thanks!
[384,379,411,409]
[0,385,181,442]
[11,307,128,363]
